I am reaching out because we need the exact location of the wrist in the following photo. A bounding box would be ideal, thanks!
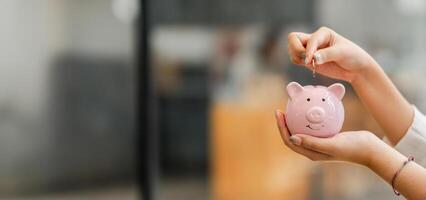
[350,58,382,88]
[367,141,407,183]
[363,135,385,168]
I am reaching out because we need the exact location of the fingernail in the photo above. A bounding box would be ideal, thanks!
[304,57,310,65]
[314,53,322,64]
[300,52,306,60]
[289,136,302,146]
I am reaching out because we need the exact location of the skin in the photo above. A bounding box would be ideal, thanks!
[280,27,426,199]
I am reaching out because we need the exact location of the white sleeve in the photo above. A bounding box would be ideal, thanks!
[394,106,426,167]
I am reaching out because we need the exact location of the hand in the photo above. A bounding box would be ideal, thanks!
[275,110,383,167]
[288,26,414,147]
[287,27,378,82]
[276,110,426,199]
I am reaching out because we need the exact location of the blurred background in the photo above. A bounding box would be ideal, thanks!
[0,0,138,199]
[1,0,426,200]
[149,0,426,200]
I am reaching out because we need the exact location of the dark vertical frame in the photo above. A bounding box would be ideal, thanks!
[137,0,316,199]
[138,0,158,199]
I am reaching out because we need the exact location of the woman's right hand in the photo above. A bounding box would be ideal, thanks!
[287,27,379,83]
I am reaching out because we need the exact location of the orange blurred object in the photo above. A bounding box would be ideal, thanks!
[211,75,315,200]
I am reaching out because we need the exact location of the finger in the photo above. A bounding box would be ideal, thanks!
[291,144,331,161]
[285,132,331,161]
[305,27,334,65]
[294,32,310,46]
[288,50,304,65]
[275,110,291,145]
[287,32,310,47]
[313,45,341,65]
[312,62,352,81]
[287,33,308,64]
[292,134,336,155]
[274,110,330,161]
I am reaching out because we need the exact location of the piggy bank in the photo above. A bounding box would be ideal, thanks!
[285,82,345,138]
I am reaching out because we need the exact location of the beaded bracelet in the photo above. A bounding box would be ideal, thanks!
[391,156,415,196]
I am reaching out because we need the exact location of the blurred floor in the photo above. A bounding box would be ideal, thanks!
[160,176,209,200]
[5,184,139,200]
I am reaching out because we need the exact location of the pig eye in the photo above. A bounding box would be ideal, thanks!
[307,98,310,102]
[322,98,325,102]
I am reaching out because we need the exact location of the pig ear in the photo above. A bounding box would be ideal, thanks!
[328,83,345,100]
[287,82,304,99]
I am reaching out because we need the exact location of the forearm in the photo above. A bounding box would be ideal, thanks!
[369,142,426,199]
[351,61,414,145]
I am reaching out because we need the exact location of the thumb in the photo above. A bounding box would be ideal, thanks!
[313,46,341,65]
[291,134,336,154]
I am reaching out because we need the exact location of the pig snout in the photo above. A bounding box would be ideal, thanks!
[306,106,325,123]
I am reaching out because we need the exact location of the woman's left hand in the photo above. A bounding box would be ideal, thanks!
[275,110,383,167]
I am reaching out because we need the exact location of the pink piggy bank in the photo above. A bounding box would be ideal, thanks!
[285,82,345,138]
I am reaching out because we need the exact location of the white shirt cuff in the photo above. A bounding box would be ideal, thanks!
[394,106,426,167]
